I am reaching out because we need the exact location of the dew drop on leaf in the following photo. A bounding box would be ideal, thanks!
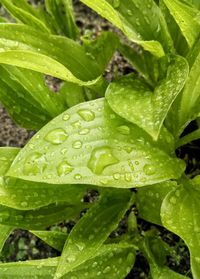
[78,109,95,122]
[74,174,82,180]
[103,266,111,274]
[62,113,70,121]
[57,161,74,176]
[44,128,68,145]
[143,164,156,175]
[87,146,119,174]
[72,140,83,149]
[116,125,130,135]
[23,152,47,175]
[79,128,90,135]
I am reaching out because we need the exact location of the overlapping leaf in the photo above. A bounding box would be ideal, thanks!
[0,224,12,254]
[0,244,135,278]
[161,178,200,279]
[7,99,185,188]
[0,24,102,85]
[106,55,189,139]
[81,0,174,57]
[55,189,132,277]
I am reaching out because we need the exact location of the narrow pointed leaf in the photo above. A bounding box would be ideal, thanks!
[106,55,189,139]
[7,99,185,188]
[80,0,173,57]
[0,24,102,84]
[0,148,20,176]
[0,244,135,278]
[161,178,200,279]
[136,181,177,226]
[163,0,200,48]
[55,189,132,277]
[0,224,12,254]
[31,230,68,251]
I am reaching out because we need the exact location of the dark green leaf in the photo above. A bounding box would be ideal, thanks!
[7,99,185,188]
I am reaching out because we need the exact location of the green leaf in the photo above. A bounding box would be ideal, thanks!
[0,224,12,254]
[0,147,20,176]
[59,82,86,108]
[0,24,102,85]
[30,230,67,251]
[166,38,200,137]
[1,0,50,33]
[136,181,177,226]
[55,189,132,277]
[106,55,189,139]
[161,178,200,279]
[163,0,200,48]
[0,202,84,230]
[80,0,173,57]
[0,243,135,278]
[7,98,185,188]
[45,0,79,39]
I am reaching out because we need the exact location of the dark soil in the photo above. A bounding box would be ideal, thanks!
[0,0,195,278]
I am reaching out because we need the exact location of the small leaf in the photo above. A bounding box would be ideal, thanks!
[161,178,200,279]
[30,230,68,251]
[0,224,12,254]
[106,55,189,139]
[7,99,185,188]
[136,181,177,226]
[55,189,132,277]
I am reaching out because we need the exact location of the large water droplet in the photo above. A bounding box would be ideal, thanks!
[23,153,47,175]
[57,161,73,176]
[88,146,119,175]
[143,164,155,176]
[78,109,95,122]
[44,128,68,145]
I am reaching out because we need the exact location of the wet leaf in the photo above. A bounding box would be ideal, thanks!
[55,189,133,277]
[136,181,177,226]
[0,243,135,278]
[7,99,185,188]
[0,225,12,254]
[106,55,189,139]
[81,0,174,57]
[161,178,200,279]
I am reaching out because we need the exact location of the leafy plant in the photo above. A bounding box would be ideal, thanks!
[0,0,200,278]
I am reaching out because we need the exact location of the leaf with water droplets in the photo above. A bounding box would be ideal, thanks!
[106,55,189,139]
[0,243,135,278]
[7,98,185,188]
[30,230,68,252]
[161,177,200,278]
[0,24,103,85]
[80,0,174,57]
[163,0,200,48]
[136,181,177,226]
[55,189,133,277]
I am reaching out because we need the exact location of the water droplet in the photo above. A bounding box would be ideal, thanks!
[45,128,68,145]
[124,172,132,182]
[79,128,89,135]
[21,201,28,207]
[170,196,176,205]
[67,255,76,263]
[88,146,119,174]
[72,141,82,149]
[127,9,133,16]
[78,109,95,122]
[143,164,155,176]
[62,113,70,121]
[61,148,68,155]
[57,161,73,176]
[74,174,82,180]
[113,173,120,180]
[103,266,111,274]
[92,262,98,268]
[117,125,130,135]
[23,153,47,175]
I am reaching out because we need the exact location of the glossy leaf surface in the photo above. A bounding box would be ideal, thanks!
[161,178,200,278]
[55,189,132,277]
[7,99,185,188]
[106,55,189,139]
[81,0,173,57]
[0,24,101,84]
[0,244,135,278]
[136,181,177,226]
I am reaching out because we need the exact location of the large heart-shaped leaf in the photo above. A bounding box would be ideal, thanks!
[161,178,200,279]
[106,55,189,139]
[0,243,135,278]
[7,98,185,188]
[55,189,132,278]
[81,0,173,57]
